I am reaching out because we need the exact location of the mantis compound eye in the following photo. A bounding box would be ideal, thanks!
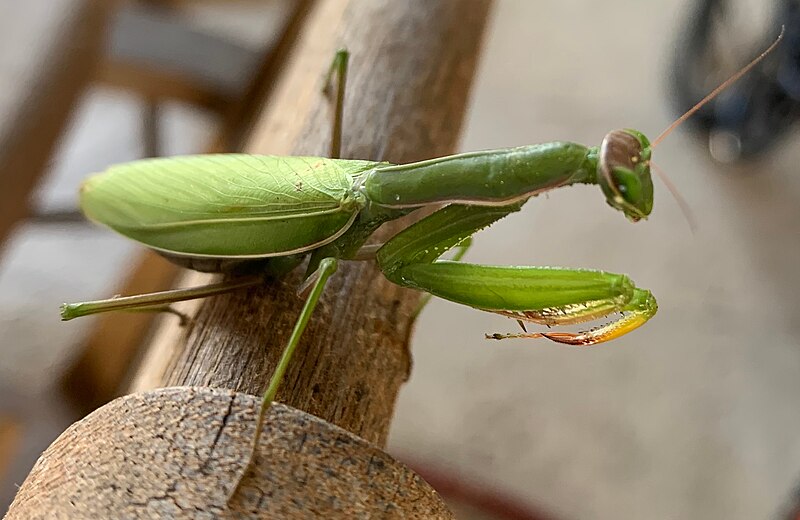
[598,129,654,222]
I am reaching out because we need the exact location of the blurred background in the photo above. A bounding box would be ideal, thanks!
[1,0,799,518]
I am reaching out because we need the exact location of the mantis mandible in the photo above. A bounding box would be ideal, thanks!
[60,31,782,498]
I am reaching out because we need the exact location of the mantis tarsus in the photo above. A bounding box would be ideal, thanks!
[60,29,782,499]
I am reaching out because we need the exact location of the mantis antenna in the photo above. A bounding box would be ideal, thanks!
[650,160,697,232]
[651,25,785,148]
[646,26,784,230]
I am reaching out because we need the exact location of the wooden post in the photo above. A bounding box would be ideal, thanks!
[6,1,493,516]
[131,0,493,445]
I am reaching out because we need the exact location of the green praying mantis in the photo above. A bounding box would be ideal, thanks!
[60,30,782,498]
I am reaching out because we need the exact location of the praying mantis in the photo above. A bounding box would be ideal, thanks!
[59,29,782,498]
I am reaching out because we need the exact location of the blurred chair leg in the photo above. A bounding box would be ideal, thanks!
[0,416,21,485]
[27,210,87,224]
[27,96,161,225]
[0,1,111,256]
[143,96,161,158]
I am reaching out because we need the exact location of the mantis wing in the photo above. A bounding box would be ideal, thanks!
[80,154,378,258]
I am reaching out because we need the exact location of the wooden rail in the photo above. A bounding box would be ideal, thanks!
[131,0,493,445]
[7,0,493,516]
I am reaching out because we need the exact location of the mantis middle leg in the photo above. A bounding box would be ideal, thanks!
[228,257,338,501]
[229,50,353,500]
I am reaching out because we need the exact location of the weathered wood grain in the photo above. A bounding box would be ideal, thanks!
[6,387,454,518]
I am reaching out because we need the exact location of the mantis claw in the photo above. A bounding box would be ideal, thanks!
[486,288,657,346]
[486,331,602,346]
[484,329,619,346]
[540,332,599,346]
[485,331,544,341]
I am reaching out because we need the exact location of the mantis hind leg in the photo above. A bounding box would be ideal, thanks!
[323,49,349,159]
[60,275,265,320]
[228,257,338,502]
[60,256,304,321]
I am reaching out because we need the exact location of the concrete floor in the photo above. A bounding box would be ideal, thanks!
[2,1,799,518]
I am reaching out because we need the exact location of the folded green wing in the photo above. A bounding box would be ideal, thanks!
[80,154,376,257]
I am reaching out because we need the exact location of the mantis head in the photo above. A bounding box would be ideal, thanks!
[597,129,653,222]
[598,28,784,224]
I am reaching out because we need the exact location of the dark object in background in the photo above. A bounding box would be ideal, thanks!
[778,478,800,519]
[671,0,800,163]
